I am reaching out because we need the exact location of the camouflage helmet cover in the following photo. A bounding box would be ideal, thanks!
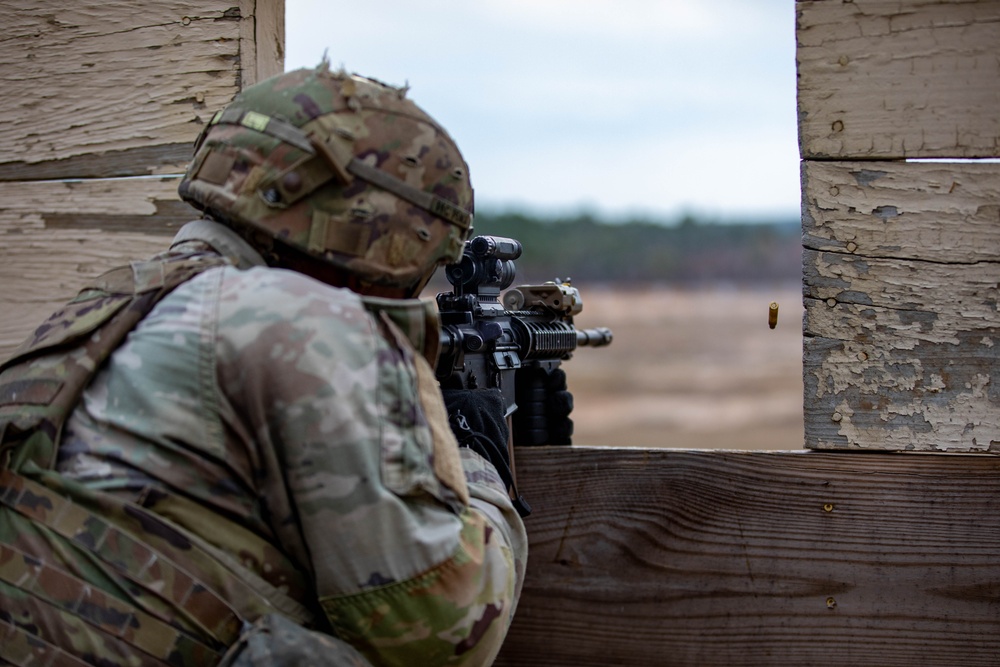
[178,63,474,293]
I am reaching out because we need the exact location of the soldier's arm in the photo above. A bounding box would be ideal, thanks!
[216,269,527,666]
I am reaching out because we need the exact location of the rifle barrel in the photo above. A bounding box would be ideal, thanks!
[576,327,613,347]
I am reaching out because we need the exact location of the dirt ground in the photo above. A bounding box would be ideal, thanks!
[563,284,805,450]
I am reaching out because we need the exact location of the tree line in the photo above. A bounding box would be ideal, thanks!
[459,210,802,286]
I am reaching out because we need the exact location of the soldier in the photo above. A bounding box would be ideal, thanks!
[0,62,527,666]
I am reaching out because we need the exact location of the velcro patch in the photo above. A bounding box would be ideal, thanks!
[0,379,63,406]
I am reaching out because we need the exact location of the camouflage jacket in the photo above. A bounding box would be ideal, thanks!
[0,220,527,666]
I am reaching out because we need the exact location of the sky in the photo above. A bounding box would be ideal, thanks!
[284,1,800,223]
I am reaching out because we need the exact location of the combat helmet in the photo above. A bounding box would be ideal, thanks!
[178,61,474,296]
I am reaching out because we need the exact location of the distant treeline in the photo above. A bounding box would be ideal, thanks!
[462,210,802,286]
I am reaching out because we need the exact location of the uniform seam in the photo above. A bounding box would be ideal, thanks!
[372,307,394,493]
[318,541,468,611]
[200,267,227,456]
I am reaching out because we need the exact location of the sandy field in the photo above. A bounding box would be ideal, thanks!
[563,284,805,450]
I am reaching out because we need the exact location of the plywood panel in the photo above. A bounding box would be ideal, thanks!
[802,161,1000,452]
[0,0,283,180]
[496,447,1000,666]
[797,0,1000,159]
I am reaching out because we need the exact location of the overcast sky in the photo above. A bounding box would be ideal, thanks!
[285,1,800,223]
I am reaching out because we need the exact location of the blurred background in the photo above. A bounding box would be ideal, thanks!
[285,0,805,449]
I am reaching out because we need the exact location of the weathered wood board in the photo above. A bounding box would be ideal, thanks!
[797,0,1000,160]
[802,160,1000,452]
[0,2,996,665]
[0,0,283,359]
[798,0,1000,454]
[238,0,285,89]
[802,160,1000,263]
[0,0,283,181]
[0,178,196,356]
[495,447,1000,666]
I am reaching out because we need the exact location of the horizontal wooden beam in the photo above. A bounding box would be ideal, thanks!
[496,447,1000,666]
[802,160,1000,263]
[797,0,1000,159]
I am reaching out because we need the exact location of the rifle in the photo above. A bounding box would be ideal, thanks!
[435,235,613,448]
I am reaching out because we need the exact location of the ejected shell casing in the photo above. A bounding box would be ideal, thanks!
[768,302,779,329]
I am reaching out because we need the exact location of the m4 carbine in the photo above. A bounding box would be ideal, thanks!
[435,235,613,447]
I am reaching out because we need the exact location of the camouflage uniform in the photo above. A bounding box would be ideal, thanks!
[0,218,527,666]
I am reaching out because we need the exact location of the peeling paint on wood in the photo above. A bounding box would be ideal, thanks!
[803,161,1000,263]
[0,178,197,356]
[797,0,1000,159]
[802,161,1000,452]
[804,307,1000,452]
[0,1,284,358]
[239,0,285,87]
[0,0,284,180]
[0,145,197,182]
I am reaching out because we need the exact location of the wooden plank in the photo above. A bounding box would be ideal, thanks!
[0,0,284,358]
[239,0,285,87]
[803,301,1000,452]
[0,0,284,180]
[0,178,193,357]
[803,160,1000,263]
[801,161,1000,452]
[496,447,1000,666]
[796,0,1000,159]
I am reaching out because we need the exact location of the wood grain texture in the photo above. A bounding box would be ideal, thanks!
[0,0,284,358]
[0,0,284,180]
[803,160,1000,263]
[239,0,285,87]
[496,447,1000,666]
[802,161,1000,452]
[0,178,193,357]
[796,0,1000,159]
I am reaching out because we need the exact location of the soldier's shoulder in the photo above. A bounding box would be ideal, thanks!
[219,266,365,310]
[214,266,378,344]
